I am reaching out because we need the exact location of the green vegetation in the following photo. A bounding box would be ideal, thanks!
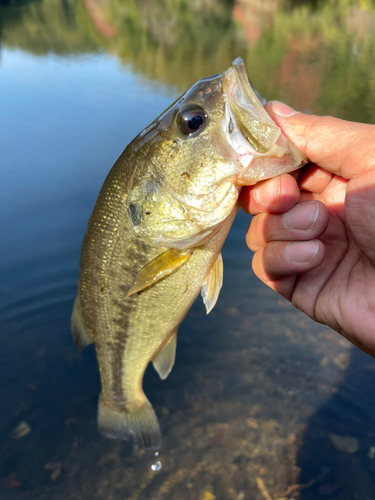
[1,0,374,120]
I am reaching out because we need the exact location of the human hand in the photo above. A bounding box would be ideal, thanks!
[240,101,375,356]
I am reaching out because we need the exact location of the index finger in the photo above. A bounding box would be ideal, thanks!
[266,101,375,180]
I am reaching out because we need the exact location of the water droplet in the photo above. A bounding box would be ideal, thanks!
[151,460,162,471]
[154,451,159,457]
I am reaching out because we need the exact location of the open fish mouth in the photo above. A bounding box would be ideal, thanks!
[222,58,306,182]
[224,100,287,170]
[222,58,285,168]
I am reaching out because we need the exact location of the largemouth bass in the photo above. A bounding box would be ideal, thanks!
[72,58,307,450]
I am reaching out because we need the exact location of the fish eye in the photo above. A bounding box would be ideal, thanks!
[177,105,207,136]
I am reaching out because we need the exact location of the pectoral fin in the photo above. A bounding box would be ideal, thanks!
[201,252,223,314]
[128,249,192,296]
[152,330,177,380]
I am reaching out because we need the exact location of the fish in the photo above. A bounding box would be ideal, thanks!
[71,57,307,450]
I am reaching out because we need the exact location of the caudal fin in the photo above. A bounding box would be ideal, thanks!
[98,394,162,450]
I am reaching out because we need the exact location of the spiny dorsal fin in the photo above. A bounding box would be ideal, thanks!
[71,295,93,350]
[127,249,192,296]
[152,329,177,380]
[201,252,223,314]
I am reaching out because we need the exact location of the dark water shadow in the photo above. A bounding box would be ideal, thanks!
[297,347,375,499]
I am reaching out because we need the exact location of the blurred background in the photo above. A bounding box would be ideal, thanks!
[1,0,375,499]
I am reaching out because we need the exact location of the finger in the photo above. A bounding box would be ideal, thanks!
[299,175,348,207]
[299,191,316,203]
[252,239,326,299]
[247,201,328,251]
[345,170,375,267]
[266,101,375,180]
[298,164,334,194]
[239,174,300,215]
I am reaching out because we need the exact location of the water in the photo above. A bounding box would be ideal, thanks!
[151,452,162,471]
[1,1,375,498]
[151,461,162,472]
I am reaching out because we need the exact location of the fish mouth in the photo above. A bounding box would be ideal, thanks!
[222,58,286,170]
[221,58,308,184]
[233,57,267,107]
[230,57,267,110]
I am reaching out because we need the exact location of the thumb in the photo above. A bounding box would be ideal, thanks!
[267,101,375,180]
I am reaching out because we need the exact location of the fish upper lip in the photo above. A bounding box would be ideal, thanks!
[232,57,252,90]
[226,57,254,99]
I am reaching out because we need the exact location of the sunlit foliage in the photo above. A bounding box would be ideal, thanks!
[1,0,374,120]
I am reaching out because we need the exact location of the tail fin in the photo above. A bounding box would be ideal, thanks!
[98,394,162,450]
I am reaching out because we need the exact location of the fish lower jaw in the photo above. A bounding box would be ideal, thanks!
[236,140,288,175]
[237,151,255,169]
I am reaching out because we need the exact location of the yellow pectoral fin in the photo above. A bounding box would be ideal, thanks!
[152,329,177,380]
[127,249,193,296]
[201,252,223,314]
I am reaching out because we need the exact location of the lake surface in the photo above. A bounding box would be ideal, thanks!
[1,1,375,499]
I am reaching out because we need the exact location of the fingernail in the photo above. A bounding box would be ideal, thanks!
[272,101,298,118]
[254,177,281,206]
[284,202,319,231]
[286,241,319,264]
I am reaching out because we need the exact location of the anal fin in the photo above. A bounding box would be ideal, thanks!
[152,329,177,380]
[71,295,93,350]
[201,252,223,314]
[128,248,192,296]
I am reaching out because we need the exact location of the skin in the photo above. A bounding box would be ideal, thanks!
[240,100,375,357]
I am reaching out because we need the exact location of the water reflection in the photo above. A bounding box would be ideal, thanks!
[1,0,375,499]
[1,0,375,118]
